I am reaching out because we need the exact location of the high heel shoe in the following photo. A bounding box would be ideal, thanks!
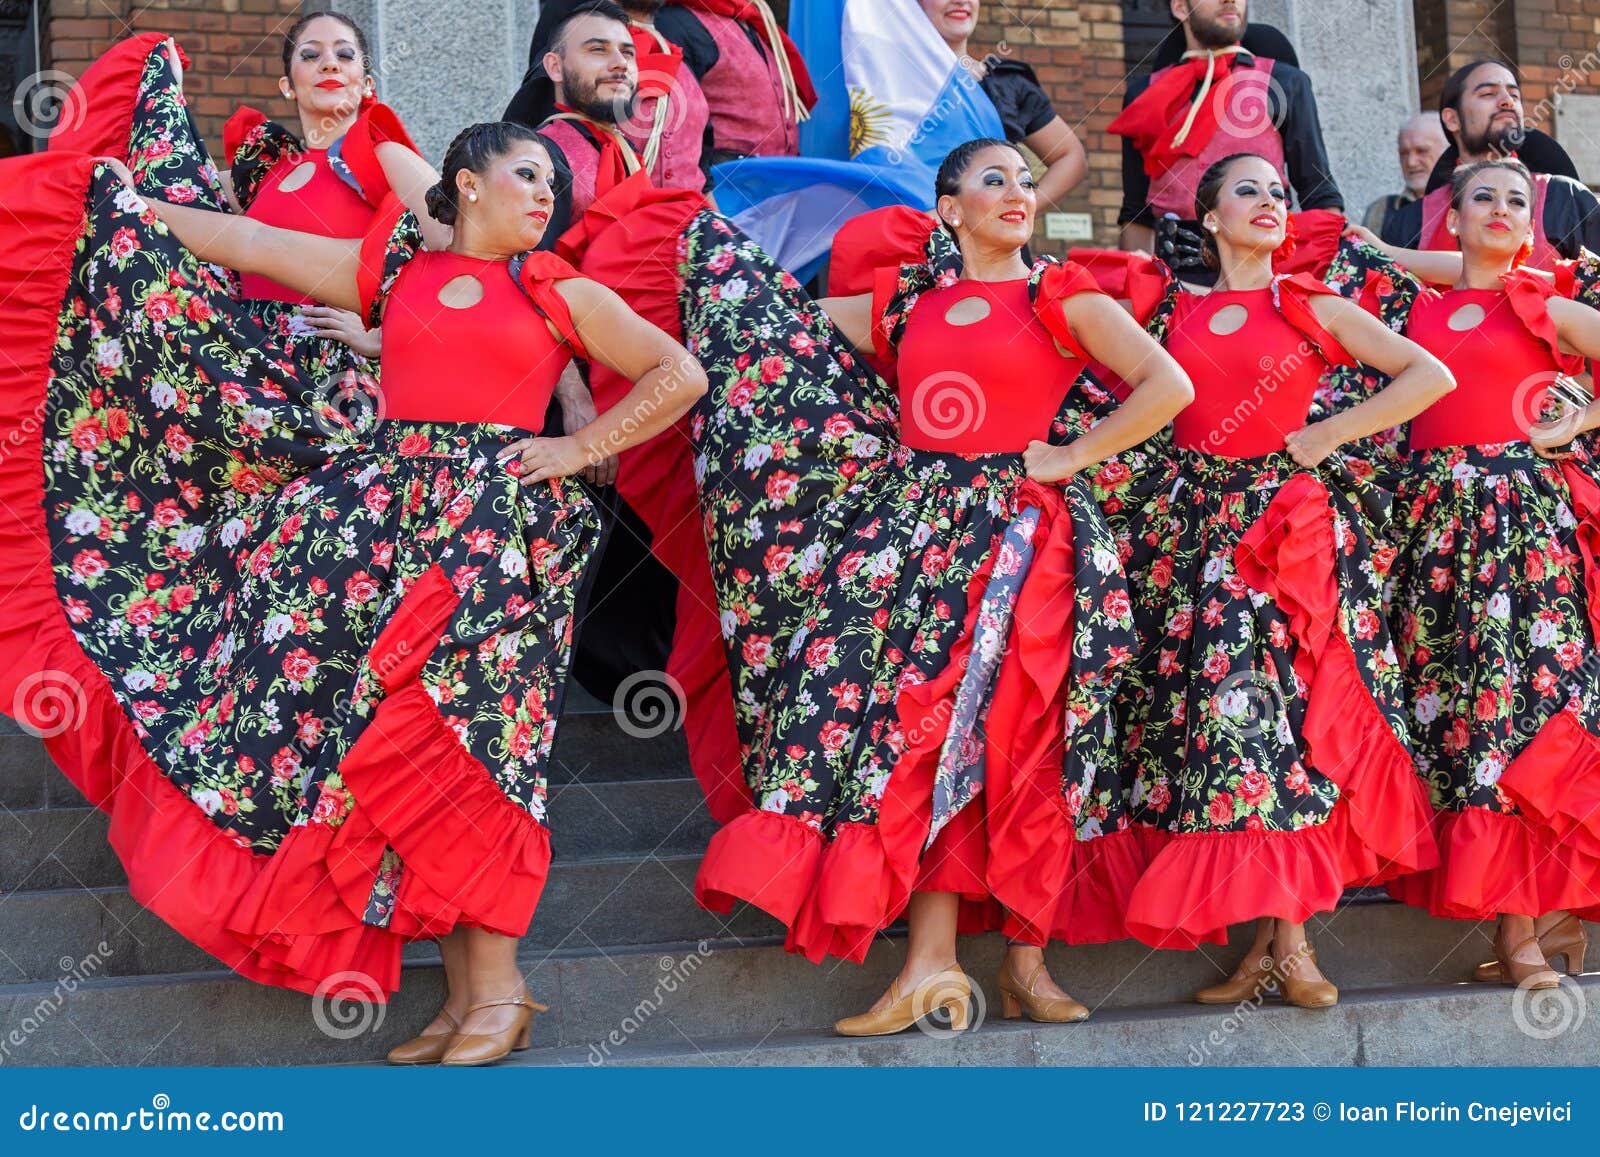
[439,994,549,1066]
[834,967,971,1037]
[385,1009,460,1065]
[1472,915,1587,981]
[1488,930,1561,991]
[1276,946,1338,1009]
[1193,952,1277,1004]
[995,958,1088,1023]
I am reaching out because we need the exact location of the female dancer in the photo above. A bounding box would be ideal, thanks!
[1106,152,1452,1006]
[693,138,1194,1033]
[1351,159,1600,986]
[58,20,444,390]
[0,120,703,1064]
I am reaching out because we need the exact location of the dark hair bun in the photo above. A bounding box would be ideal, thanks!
[424,181,457,226]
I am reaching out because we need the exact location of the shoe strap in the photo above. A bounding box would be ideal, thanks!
[465,995,546,1014]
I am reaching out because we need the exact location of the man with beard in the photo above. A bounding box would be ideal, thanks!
[1112,0,1341,282]
[505,0,714,199]
[1362,113,1449,237]
[1380,59,1600,268]
[522,0,813,163]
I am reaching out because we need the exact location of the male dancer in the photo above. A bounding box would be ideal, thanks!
[1113,0,1341,281]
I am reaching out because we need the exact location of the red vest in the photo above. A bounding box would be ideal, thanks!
[1420,172,1561,271]
[696,12,799,157]
[1146,58,1286,219]
[542,118,603,221]
[629,22,711,193]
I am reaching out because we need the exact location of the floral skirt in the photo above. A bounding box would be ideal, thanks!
[1112,450,1438,948]
[0,146,600,998]
[1385,443,1600,920]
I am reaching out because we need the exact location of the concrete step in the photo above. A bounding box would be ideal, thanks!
[0,777,716,892]
[505,979,1600,1068]
[0,852,774,985]
[0,707,693,813]
[0,901,1559,1066]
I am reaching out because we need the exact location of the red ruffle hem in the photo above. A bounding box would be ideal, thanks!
[1123,474,1440,949]
[1390,459,1600,920]
[697,483,1150,961]
[0,153,555,1000]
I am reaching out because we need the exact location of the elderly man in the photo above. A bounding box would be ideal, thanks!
[1362,113,1447,236]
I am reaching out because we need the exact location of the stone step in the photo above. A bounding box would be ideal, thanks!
[0,852,774,985]
[506,979,1600,1068]
[0,902,1558,1066]
[0,777,716,892]
[0,707,693,813]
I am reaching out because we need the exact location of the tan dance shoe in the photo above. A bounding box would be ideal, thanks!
[439,995,549,1066]
[995,958,1089,1023]
[1277,947,1338,1009]
[1489,930,1561,991]
[1473,915,1587,981]
[834,967,972,1037]
[1193,952,1278,1004]
[386,1009,460,1065]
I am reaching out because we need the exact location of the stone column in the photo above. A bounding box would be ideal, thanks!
[1251,0,1420,220]
[334,0,542,164]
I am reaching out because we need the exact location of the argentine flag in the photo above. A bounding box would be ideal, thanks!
[713,0,1004,281]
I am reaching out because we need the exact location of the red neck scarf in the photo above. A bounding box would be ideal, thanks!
[663,0,817,113]
[1110,47,1255,179]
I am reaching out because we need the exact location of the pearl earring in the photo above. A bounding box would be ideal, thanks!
[467,192,478,202]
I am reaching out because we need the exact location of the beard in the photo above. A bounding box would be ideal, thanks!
[1462,114,1526,159]
[1189,10,1245,50]
[562,69,635,124]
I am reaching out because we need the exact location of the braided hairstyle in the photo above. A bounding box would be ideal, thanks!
[425,121,552,226]
[933,137,1027,233]
[1193,151,1270,270]
[281,11,371,77]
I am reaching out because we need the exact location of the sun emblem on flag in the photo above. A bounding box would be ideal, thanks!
[848,87,894,157]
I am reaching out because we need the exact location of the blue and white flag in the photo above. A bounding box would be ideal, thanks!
[713,0,1004,281]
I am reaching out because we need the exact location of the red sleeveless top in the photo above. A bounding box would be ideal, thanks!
[371,246,585,429]
[1405,276,1578,451]
[893,276,1091,454]
[1165,277,1348,457]
[239,150,374,303]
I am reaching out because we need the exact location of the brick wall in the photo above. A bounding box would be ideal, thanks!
[970,1,1126,249]
[45,0,306,146]
[1413,0,1600,112]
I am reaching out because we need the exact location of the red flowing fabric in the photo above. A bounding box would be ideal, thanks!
[1124,475,1438,947]
[1108,53,1241,180]
[1273,209,1344,279]
[49,32,189,157]
[0,153,573,999]
[1501,267,1585,377]
[827,206,939,298]
[552,169,749,826]
[663,0,817,110]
